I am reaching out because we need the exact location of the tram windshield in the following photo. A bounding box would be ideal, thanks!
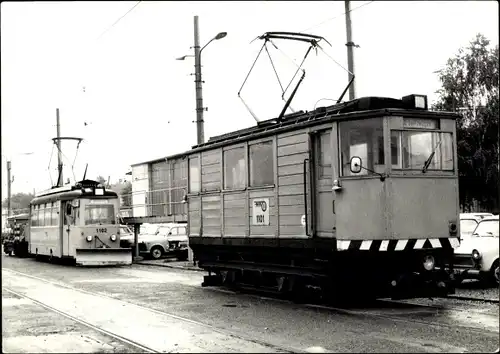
[84,204,116,225]
[340,118,454,176]
[393,130,454,171]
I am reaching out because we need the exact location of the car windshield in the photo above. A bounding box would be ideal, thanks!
[473,220,499,237]
[157,226,172,236]
[120,226,133,234]
[140,224,159,235]
[460,219,478,236]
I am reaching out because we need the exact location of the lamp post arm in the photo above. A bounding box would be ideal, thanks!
[199,38,215,58]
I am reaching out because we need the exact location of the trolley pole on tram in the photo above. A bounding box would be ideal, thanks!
[345,0,356,100]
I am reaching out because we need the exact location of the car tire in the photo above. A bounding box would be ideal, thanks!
[150,246,163,260]
[491,260,499,287]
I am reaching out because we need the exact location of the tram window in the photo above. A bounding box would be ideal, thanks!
[394,131,454,170]
[317,132,332,178]
[339,118,384,176]
[38,205,45,227]
[249,141,274,187]
[377,134,402,168]
[45,206,52,226]
[84,204,116,225]
[224,147,246,189]
[31,207,38,227]
[189,156,200,193]
[51,203,58,226]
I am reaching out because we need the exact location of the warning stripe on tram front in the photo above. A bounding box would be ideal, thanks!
[336,237,460,251]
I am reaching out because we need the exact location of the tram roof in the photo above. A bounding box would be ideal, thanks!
[7,213,30,221]
[129,95,460,165]
[187,95,459,153]
[31,179,118,205]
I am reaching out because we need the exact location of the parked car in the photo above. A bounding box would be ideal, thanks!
[459,213,483,238]
[453,215,499,285]
[120,223,188,260]
[119,225,134,238]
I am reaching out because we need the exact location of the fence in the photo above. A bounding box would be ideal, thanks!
[122,185,187,219]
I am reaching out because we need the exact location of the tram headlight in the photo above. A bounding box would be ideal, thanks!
[472,249,482,260]
[110,234,117,242]
[422,255,435,271]
[86,235,93,242]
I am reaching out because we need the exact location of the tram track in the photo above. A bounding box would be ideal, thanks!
[203,282,499,336]
[1,268,302,353]
[438,294,499,304]
[3,286,158,353]
[3,266,498,353]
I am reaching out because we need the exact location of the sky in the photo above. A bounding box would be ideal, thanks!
[1,0,499,200]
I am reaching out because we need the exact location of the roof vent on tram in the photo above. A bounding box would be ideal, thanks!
[402,94,428,110]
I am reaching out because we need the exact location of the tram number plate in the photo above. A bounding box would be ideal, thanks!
[96,228,107,233]
[252,198,270,226]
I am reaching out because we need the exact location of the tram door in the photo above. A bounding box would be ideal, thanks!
[311,130,335,238]
[61,201,71,256]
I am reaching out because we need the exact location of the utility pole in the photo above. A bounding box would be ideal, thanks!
[345,0,356,100]
[193,15,205,145]
[56,108,63,187]
[7,160,12,217]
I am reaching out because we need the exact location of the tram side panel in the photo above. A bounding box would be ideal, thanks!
[29,201,63,258]
[199,149,222,237]
[276,131,310,239]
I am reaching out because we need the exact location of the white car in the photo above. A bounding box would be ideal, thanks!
[459,214,483,238]
[453,215,499,285]
[120,223,188,260]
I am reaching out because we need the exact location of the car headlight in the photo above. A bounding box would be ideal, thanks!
[423,255,435,271]
[86,235,93,242]
[110,234,117,242]
[472,249,482,260]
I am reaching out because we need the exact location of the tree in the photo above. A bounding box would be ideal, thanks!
[433,33,499,212]
[121,181,132,207]
[96,175,106,185]
[2,192,34,214]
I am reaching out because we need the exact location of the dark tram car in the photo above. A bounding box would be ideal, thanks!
[184,94,460,300]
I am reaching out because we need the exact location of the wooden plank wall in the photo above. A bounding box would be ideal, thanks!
[187,129,312,239]
[277,131,309,237]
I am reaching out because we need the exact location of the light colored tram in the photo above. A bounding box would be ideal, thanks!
[29,179,132,266]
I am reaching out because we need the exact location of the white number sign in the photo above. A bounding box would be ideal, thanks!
[252,198,270,226]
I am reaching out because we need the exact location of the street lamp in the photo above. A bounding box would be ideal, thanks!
[176,16,227,145]
[2,152,34,217]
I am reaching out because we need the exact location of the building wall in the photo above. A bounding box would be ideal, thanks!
[131,163,149,217]
[130,157,188,220]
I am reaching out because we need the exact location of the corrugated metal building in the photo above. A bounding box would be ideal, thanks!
[129,155,188,223]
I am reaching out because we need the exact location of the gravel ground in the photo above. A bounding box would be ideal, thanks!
[453,279,499,301]
[3,255,499,353]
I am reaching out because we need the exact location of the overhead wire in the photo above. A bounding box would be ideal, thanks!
[96,1,143,41]
[300,1,375,33]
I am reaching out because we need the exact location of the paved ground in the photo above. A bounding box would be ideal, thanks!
[2,254,499,353]
[2,288,143,353]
